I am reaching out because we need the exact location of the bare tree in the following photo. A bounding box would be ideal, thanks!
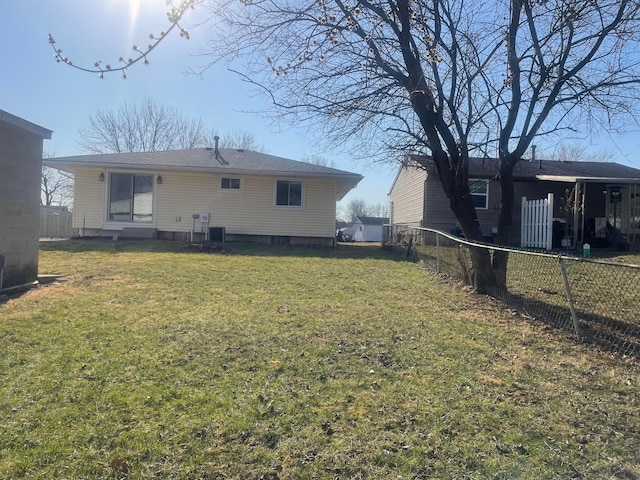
[551,143,614,163]
[344,198,388,222]
[51,1,640,291]
[77,98,264,154]
[370,202,389,218]
[42,159,73,207]
[198,0,640,292]
[304,155,336,168]
[345,198,370,222]
[77,98,215,153]
[218,129,266,151]
[49,1,196,79]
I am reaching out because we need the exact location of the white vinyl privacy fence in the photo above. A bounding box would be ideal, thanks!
[521,193,553,250]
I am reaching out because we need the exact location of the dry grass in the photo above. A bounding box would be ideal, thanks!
[0,239,638,479]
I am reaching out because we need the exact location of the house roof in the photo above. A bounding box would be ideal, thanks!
[44,148,363,201]
[353,216,389,225]
[0,109,52,139]
[405,155,640,183]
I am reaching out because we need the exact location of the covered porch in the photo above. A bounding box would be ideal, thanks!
[538,174,640,252]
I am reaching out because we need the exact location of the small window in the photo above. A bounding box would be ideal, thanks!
[275,180,302,207]
[220,177,241,190]
[469,179,489,209]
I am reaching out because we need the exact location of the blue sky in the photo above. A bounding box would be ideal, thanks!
[4,0,395,215]
[4,0,640,214]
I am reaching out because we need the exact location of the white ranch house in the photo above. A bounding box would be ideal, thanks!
[45,147,362,246]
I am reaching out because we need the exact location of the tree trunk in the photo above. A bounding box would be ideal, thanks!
[446,181,493,294]
[491,159,517,290]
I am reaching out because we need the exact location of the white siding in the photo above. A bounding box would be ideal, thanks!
[205,174,337,237]
[389,164,427,225]
[72,168,107,229]
[155,172,216,235]
[353,223,384,242]
[74,169,338,238]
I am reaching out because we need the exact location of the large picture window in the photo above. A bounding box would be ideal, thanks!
[108,173,154,222]
[276,180,302,207]
[469,179,489,209]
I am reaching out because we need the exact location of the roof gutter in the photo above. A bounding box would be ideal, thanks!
[536,175,640,183]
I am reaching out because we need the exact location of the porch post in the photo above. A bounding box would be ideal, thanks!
[572,182,581,250]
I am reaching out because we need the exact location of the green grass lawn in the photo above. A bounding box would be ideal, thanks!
[1,240,639,479]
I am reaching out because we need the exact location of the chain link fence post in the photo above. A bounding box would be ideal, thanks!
[383,224,640,358]
[557,255,583,339]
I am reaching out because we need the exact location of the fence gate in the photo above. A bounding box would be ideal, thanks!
[521,193,553,250]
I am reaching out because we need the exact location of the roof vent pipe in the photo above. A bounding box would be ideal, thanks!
[531,144,540,169]
[214,135,220,160]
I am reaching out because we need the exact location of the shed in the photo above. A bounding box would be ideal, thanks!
[352,216,389,242]
[0,109,52,291]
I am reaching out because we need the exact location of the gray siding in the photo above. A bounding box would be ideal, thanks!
[389,164,426,225]
[0,122,45,288]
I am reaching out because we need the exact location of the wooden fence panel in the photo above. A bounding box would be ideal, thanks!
[40,213,73,238]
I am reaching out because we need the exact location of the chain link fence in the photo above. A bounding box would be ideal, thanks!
[384,224,640,360]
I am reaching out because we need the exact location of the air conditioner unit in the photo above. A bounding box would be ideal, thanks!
[200,213,210,223]
[209,227,225,243]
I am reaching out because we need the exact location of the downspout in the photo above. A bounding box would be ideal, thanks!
[0,254,4,291]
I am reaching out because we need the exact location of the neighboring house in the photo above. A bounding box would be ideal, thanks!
[389,156,640,249]
[44,147,363,246]
[352,216,389,242]
[0,109,52,291]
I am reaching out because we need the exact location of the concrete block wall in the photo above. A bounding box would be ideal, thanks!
[0,122,44,289]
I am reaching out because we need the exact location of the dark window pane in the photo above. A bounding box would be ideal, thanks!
[221,177,241,189]
[109,173,132,221]
[471,194,487,209]
[289,181,302,206]
[276,181,289,205]
[469,180,487,209]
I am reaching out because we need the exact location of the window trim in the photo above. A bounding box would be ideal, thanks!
[219,176,242,192]
[469,179,489,210]
[274,179,304,208]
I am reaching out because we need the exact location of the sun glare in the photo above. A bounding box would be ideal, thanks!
[128,0,142,46]
[118,0,168,53]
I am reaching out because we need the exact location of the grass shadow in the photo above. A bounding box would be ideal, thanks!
[39,239,402,261]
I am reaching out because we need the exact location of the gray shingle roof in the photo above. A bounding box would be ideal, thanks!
[407,155,640,181]
[46,148,361,179]
[355,216,389,225]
